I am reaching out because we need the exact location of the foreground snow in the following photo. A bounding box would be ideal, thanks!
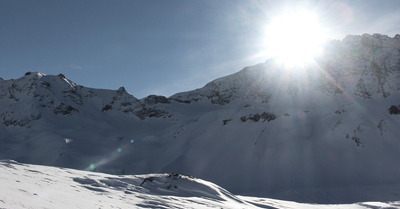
[1,160,399,209]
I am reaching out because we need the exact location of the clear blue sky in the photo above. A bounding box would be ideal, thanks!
[1,0,399,98]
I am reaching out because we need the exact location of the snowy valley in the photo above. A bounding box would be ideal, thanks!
[1,33,400,207]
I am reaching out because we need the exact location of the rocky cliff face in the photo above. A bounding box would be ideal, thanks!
[0,72,170,128]
[1,33,400,203]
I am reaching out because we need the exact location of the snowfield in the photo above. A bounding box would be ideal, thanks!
[1,160,399,209]
[1,33,400,205]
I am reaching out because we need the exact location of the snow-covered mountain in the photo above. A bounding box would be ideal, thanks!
[2,160,399,209]
[1,33,400,204]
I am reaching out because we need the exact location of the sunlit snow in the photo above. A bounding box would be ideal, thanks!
[1,160,399,209]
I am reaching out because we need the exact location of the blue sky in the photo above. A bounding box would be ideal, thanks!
[1,0,400,98]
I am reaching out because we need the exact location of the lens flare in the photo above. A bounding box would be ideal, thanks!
[89,163,96,170]
[264,10,328,67]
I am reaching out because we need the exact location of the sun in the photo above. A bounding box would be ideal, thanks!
[264,10,328,67]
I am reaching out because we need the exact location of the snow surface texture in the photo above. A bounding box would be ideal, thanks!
[1,33,400,204]
[1,160,400,209]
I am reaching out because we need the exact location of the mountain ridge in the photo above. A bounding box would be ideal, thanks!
[1,33,400,203]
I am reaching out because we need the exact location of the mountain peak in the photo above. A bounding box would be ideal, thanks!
[342,33,400,48]
[171,33,400,104]
[116,86,128,94]
[23,71,45,78]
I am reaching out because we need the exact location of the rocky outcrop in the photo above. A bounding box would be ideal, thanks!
[135,107,170,120]
[240,112,276,122]
[142,95,170,105]
[53,103,79,115]
[388,105,400,115]
[0,74,171,127]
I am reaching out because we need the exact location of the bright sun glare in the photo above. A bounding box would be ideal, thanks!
[265,10,328,67]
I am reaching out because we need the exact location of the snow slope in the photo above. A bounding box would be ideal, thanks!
[1,33,400,204]
[1,160,400,209]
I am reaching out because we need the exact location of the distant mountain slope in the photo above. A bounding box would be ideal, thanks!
[171,33,400,103]
[1,33,400,203]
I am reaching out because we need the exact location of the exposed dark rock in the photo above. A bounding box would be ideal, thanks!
[121,102,132,107]
[207,90,233,105]
[8,93,19,102]
[58,73,66,79]
[168,173,181,180]
[140,174,181,189]
[143,95,171,105]
[1,112,41,127]
[102,104,112,112]
[140,177,154,186]
[245,114,260,122]
[135,107,169,120]
[166,174,180,189]
[352,136,362,146]
[40,82,51,89]
[223,119,232,125]
[166,184,178,189]
[241,112,276,122]
[388,105,400,115]
[355,79,372,99]
[53,103,78,115]
[116,87,127,95]
[377,119,385,135]
[261,112,276,121]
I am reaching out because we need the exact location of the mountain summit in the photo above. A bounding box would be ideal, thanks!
[1,33,400,203]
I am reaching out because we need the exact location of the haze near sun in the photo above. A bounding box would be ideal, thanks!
[264,10,328,67]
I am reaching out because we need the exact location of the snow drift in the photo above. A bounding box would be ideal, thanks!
[1,160,399,208]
